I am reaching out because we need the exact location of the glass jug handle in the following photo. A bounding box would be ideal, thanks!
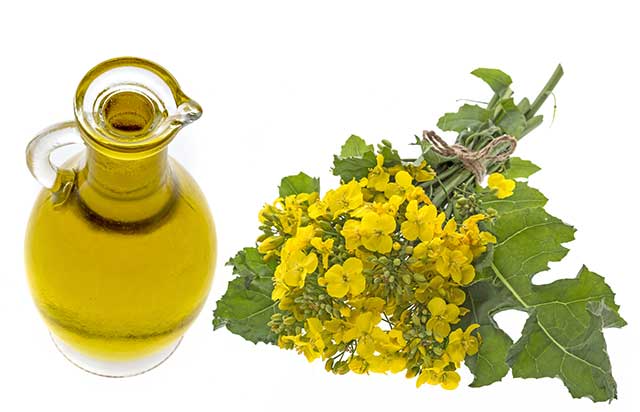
[26,121,84,206]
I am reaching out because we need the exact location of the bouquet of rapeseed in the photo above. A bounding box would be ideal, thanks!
[213,66,625,402]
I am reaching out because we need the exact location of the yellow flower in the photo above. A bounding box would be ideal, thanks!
[280,318,325,362]
[372,328,407,354]
[351,195,403,219]
[341,219,362,250]
[306,317,325,349]
[271,280,289,301]
[350,296,386,314]
[348,357,368,374]
[308,200,329,220]
[435,248,475,285]
[343,311,379,341]
[368,353,407,373]
[367,154,390,191]
[352,324,389,359]
[323,318,349,343]
[324,180,364,217]
[384,170,414,199]
[270,196,305,235]
[416,363,461,390]
[359,212,396,253]
[318,257,366,298]
[426,297,460,342]
[405,186,431,204]
[447,324,481,364]
[275,249,318,288]
[311,237,334,269]
[480,231,497,244]
[487,172,515,199]
[400,200,444,242]
[289,225,315,250]
[412,161,436,183]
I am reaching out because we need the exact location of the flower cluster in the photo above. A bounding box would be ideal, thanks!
[258,154,497,390]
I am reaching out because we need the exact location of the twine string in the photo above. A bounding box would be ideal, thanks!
[422,130,517,182]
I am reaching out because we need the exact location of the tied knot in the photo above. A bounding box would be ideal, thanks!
[422,130,517,183]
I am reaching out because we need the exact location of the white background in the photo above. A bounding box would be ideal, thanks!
[0,1,637,410]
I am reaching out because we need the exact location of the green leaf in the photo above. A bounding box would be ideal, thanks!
[503,157,541,179]
[213,248,279,344]
[279,172,320,197]
[379,145,402,167]
[517,97,531,113]
[497,98,527,138]
[340,135,374,158]
[332,151,377,182]
[332,135,378,182]
[225,247,277,289]
[471,68,513,95]
[461,280,517,386]
[437,104,490,133]
[480,181,547,215]
[489,207,576,294]
[473,202,625,401]
[507,267,624,402]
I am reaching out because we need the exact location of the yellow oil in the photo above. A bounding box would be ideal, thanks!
[25,158,216,361]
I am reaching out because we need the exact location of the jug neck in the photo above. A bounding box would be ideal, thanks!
[76,148,175,223]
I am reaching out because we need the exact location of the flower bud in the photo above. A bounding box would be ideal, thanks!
[257,236,284,253]
[325,358,334,372]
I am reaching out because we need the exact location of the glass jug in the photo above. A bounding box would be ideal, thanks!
[24,57,216,377]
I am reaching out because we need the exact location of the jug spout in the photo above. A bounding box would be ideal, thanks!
[171,98,203,126]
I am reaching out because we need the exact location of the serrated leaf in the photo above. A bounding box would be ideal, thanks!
[213,248,279,344]
[480,181,547,215]
[437,104,490,133]
[471,68,513,95]
[226,247,277,289]
[340,135,374,158]
[490,207,576,295]
[497,98,527,138]
[332,151,377,182]
[279,172,320,197]
[474,202,625,401]
[508,267,624,401]
[503,157,541,179]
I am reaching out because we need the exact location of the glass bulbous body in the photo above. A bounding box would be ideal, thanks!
[24,57,215,376]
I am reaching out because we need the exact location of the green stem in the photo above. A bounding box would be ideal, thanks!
[527,64,564,120]
[487,93,500,112]
[431,170,472,210]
